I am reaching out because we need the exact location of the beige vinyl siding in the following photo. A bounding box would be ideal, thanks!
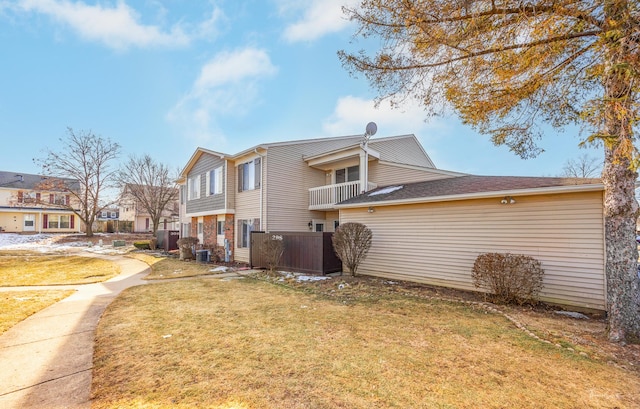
[234,156,263,263]
[369,162,457,186]
[369,135,434,168]
[340,191,605,310]
[266,144,332,232]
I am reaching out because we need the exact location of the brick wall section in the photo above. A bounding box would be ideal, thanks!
[202,215,216,247]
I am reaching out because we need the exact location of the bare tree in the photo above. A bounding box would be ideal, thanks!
[340,0,640,343]
[332,222,373,276]
[561,154,602,178]
[115,154,179,235]
[34,128,120,237]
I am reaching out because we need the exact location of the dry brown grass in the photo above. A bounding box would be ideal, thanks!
[127,253,235,280]
[0,252,120,286]
[0,290,74,334]
[92,277,640,409]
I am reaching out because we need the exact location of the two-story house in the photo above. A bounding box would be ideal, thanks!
[179,134,461,263]
[0,171,81,234]
[119,184,180,233]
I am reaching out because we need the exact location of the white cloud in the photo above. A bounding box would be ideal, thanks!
[14,0,190,50]
[194,48,277,90]
[167,47,278,144]
[281,0,357,43]
[323,95,449,137]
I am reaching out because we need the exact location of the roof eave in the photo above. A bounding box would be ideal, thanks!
[335,183,605,209]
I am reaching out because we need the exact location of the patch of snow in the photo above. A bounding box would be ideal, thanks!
[211,266,229,272]
[554,311,590,320]
[296,275,331,282]
[368,185,403,196]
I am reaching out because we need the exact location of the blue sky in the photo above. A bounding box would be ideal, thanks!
[0,0,603,178]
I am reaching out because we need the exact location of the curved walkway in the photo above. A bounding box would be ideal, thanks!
[0,256,150,409]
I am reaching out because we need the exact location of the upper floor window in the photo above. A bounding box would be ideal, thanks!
[188,175,201,200]
[207,167,223,196]
[238,158,261,192]
[336,165,359,184]
[19,191,37,203]
[51,194,67,205]
[101,211,108,218]
[110,211,117,218]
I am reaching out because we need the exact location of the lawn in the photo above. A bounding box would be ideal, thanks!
[92,277,640,409]
[0,252,120,285]
[128,253,235,280]
[0,290,74,335]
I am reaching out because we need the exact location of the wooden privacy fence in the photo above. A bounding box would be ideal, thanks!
[250,231,342,275]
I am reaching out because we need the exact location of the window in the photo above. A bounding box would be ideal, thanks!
[217,220,224,235]
[21,191,36,203]
[208,167,223,195]
[110,212,117,218]
[60,215,70,229]
[335,165,359,183]
[198,222,203,234]
[101,211,108,218]
[48,215,58,228]
[237,219,260,248]
[237,158,261,192]
[188,175,201,200]
[51,194,67,205]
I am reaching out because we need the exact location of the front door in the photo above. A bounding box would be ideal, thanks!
[23,214,35,232]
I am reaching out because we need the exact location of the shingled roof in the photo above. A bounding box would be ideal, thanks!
[336,175,603,207]
[0,171,80,191]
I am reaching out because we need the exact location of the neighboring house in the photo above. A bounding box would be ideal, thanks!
[94,207,120,233]
[0,171,82,234]
[119,184,180,233]
[179,134,455,262]
[336,175,606,310]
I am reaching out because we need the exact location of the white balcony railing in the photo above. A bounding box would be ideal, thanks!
[309,181,377,210]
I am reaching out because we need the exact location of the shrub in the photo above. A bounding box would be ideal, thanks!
[332,222,372,276]
[133,241,151,250]
[262,234,285,273]
[471,253,544,305]
[177,237,199,261]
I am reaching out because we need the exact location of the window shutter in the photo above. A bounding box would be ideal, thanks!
[66,195,70,205]
[206,171,211,196]
[254,158,261,189]
[36,193,41,201]
[70,215,75,229]
[18,191,23,202]
[43,214,48,229]
[49,194,54,203]
[237,220,243,246]
[237,164,244,192]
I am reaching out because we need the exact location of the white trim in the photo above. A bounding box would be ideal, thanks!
[335,183,605,209]
[185,209,236,218]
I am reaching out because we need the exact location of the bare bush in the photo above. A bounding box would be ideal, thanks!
[472,253,544,305]
[332,222,372,276]
[177,237,199,261]
[262,234,285,273]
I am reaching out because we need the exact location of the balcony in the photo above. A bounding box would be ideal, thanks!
[309,181,377,210]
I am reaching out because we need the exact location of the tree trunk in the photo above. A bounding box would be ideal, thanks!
[602,12,640,341]
[603,153,640,342]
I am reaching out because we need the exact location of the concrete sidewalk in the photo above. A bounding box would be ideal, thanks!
[0,256,150,409]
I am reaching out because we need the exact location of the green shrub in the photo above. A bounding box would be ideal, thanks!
[471,253,544,305]
[133,241,151,250]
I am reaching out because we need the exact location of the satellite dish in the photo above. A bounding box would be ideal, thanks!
[365,122,377,137]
